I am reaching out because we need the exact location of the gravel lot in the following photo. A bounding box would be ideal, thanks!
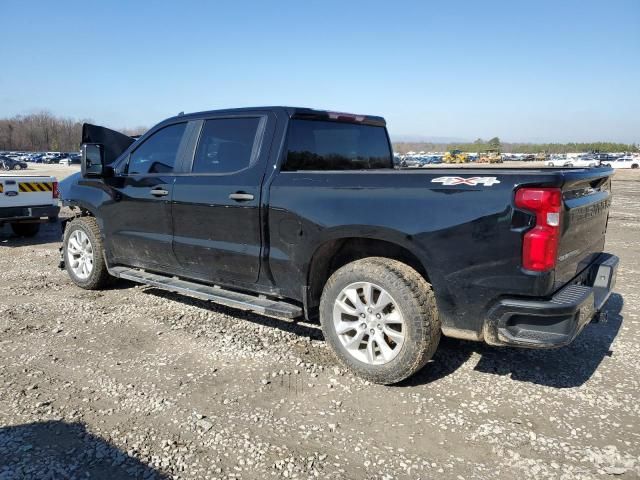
[1,164,638,479]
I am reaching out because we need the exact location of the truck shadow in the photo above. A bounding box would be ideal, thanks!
[0,420,167,479]
[0,220,63,247]
[406,293,624,388]
[145,288,325,341]
[144,287,624,389]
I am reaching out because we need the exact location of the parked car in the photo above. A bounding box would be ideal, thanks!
[545,155,599,168]
[59,107,618,385]
[0,156,28,170]
[603,156,639,169]
[59,153,81,166]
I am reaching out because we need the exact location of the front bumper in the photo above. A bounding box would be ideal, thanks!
[0,205,60,223]
[483,253,619,348]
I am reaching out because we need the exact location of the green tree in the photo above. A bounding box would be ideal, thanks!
[488,137,501,152]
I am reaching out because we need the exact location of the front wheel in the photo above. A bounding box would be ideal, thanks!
[320,257,440,385]
[63,216,112,289]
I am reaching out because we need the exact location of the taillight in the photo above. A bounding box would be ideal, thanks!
[52,181,59,199]
[514,187,562,272]
[327,111,365,122]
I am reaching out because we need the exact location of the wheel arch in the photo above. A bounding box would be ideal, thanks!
[304,235,431,319]
[61,200,107,244]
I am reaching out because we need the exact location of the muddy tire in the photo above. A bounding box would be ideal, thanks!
[320,257,440,385]
[11,222,40,237]
[63,216,112,290]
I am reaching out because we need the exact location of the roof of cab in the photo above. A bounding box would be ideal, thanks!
[163,106,386,127]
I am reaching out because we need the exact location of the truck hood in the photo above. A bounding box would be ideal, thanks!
[82,123,137,165]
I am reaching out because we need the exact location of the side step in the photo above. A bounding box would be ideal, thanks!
[110,267,302,319]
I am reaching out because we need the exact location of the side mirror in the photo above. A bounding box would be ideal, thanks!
[81,143,113,178]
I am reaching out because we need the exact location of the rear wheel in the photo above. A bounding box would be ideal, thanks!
[632,164,639,169]
[11,222,40,237]
[320,257,440,385]
[63,216,112,289]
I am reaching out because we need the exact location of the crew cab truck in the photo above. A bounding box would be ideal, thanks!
[58,107,618,384]
[1,173,60,236]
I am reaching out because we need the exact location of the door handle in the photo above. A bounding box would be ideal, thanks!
[229,192,254,201]
[150,188,169,197]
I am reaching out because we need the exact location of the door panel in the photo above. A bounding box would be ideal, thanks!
[172,176,262,282]
[101,121,188,271]
[172,114,274,284]
[103,175,177,269]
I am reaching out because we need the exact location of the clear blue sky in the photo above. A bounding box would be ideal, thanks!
[1,0,638,143]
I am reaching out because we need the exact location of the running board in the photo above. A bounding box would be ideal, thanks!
[109,267,302,319]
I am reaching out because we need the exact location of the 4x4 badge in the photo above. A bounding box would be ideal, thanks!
[431,176,501,186]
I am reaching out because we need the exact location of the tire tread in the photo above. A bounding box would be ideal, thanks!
[320,257,440,385]
[64,216,112,290]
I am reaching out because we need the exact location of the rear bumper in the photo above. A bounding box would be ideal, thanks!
[0,205,60,223]
[483,253,618,348]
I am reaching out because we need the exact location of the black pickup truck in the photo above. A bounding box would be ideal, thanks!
[59,107,618,384]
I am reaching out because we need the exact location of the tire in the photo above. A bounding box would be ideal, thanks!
[319,257,440,385]
[63,216,112,289]
[11,222,40,237]
[632,164,639,169]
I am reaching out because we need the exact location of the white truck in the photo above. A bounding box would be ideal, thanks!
[0,174,60,236]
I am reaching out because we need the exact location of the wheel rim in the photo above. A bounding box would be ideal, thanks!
[332,282,406,365]
[66,229,94,280]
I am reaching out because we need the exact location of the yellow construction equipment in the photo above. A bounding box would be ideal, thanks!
[443,150,469,164]
[478,150,503,163]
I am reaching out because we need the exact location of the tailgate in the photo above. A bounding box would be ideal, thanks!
[0,177,56,208]
[555,169,613,287]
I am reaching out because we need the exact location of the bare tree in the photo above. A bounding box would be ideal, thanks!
[0,111,147,152]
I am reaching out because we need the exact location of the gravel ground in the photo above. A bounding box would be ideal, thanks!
[0,164,638,479]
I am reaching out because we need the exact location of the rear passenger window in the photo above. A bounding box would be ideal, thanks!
[192,118,261,174]
[283,119,392,171]
[128,123,187,175]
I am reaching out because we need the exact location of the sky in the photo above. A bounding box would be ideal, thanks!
[1,0,639,143]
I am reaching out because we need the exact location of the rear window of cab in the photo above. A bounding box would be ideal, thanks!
[283,119,392,171]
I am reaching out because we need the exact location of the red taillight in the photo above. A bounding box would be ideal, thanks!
[52,181,59,199]
[327,111,365,122]
[515,187,562,272]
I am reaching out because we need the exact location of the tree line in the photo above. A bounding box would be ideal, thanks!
[0,111,147,152]
[1,112,636,155]
[393,137,638,154]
